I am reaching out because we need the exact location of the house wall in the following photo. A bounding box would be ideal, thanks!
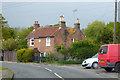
[28,37,56,54]
[54,29,68,46]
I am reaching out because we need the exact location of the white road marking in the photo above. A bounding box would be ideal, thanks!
[54,73,64,80]
[45,68,52,72]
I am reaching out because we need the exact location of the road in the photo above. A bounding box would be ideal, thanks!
[2,62,119,80]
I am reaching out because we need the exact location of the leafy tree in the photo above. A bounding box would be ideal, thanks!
[55,44,69,58]
[0,13,7,27]
[84,20,105,42]
[16,28,32,49]
[69,40,100,60]
[105,22,120,43]
[2,39,18,51]
[2,27,15,40]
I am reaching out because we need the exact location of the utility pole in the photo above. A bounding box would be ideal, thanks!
[113,0,117,44]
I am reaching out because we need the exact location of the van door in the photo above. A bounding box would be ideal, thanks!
[98,46,108,66]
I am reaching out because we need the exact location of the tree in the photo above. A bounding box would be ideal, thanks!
[105,22,120,43]
[2,39,18,51]
[2,27,15,40]
[84,21,105,42]
[69,40,100,60]
[16,26,33,49]
[0,13,7,27]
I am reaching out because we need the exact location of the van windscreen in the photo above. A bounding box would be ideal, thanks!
[99,46,108,54]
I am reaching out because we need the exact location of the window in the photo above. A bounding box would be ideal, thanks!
[46,37,50,46]
[99,46,108,54]
[30,38,34,46]
[71,38,74,42]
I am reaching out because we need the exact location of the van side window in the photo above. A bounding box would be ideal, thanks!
[99,46,108,54]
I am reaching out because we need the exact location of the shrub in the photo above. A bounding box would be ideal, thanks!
[2,39,18,51]
[55,44,69,58]
[45,52,58,62]
[17,49,34,62]
[69,40,100,60]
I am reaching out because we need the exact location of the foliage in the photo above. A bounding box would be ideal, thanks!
[16,27,33,49]
[45,52,58,61]
[105,22,120,43]
[84,20,105,42]
[55,44,69,58]
[0,13,7,27]
[2,39,18,51]
[84,21,120,44]
[69,40,100,60]
[2,27,16,40]
[17,49,34,62]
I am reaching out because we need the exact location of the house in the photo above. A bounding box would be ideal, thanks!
[26,16,85,57]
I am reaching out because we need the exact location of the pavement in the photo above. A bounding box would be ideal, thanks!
[1,61,120,80]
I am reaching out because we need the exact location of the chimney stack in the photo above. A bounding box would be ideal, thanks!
[59,15,66,29]
[34,21,40,30]
[74,18,80,30]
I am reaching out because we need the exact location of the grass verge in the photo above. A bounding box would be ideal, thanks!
[0,66,13,79]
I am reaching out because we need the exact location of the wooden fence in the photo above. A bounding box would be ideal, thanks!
[3,51,17,62]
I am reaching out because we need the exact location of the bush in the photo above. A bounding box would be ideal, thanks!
[2,39,18,51]
[45,52,58,62]
[69,40,100,60]
[17,49,34,62]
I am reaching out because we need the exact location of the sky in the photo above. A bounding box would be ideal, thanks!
[1,1,119,29]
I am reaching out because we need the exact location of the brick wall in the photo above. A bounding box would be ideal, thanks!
[28,37,56,53]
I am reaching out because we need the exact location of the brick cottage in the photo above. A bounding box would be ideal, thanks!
[26,16,85,57]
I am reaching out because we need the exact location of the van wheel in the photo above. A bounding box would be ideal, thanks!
[92,62,99,69]
[115,63,120,73]
[104,68,113,72]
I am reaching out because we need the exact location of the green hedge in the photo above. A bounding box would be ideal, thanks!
[17,48,34,62]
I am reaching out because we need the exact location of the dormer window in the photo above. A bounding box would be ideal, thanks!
[72,38,74,42]
[30,38,34,46]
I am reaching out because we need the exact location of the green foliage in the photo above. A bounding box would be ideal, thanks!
[2,27,16,40]
[2,39,18,51]
[84,21,120,44]
[69,40,100,60]
[84,20,105,41]
[17,49,34,62]
[105,22,120,43]
[16,27,33,49]
[45,52,58,61]
[55,44,69,58]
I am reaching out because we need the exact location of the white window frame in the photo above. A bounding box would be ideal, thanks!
[72,38,74,42]
[46,37,50,46]
[30,38,34,46]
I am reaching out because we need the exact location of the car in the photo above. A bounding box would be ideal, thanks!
[82,53,99,69]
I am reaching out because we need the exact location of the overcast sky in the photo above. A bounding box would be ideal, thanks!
[1,1,119,29]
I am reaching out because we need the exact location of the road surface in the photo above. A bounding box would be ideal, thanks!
[2,62,119,80]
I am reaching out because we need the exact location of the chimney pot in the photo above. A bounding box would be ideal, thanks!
[77,18,79,23]
[59,15,66,29]
[35,21,36,24]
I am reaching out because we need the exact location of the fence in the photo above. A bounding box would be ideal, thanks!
[3,51,17,62]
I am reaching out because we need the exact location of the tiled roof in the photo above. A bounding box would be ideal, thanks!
[67,28,76,34]
[26,26,59,38]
